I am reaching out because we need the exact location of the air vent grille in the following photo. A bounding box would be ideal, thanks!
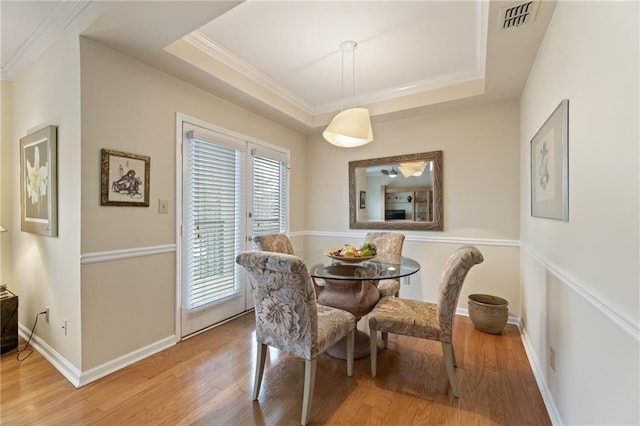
[500,1,539,29]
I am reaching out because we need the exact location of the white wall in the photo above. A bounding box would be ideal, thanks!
[79,38,307,370]
[305,100,521,315]
[520,1,639,424]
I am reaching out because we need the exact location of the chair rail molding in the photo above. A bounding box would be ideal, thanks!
[301,230,519,247]
[80,244,176,264]
[520,243,639,342]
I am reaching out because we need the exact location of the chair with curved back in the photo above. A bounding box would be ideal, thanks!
[365,232,405,298]
[254,233,326,295]
[236,250,356,426]
[253,233,294,254]
[368,245,484,397]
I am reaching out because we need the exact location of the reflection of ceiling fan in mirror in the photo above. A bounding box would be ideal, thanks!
[381,166,399,178]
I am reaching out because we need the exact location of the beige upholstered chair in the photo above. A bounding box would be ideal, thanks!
[253,233,294,254]
[368,245,484,397]
[254,233,325,294]
[365,232,405,297]
[236,251,356,426]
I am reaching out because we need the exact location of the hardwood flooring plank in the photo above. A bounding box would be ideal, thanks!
[1,314,550,425]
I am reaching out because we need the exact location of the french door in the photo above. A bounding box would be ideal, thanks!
[179,119,288,338]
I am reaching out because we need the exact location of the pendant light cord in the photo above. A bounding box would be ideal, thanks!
[352,45,356,108]
[340,48,345,111]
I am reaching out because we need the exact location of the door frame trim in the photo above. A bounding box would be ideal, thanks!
[175,112,290,340]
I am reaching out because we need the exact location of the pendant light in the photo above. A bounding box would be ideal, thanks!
[398,161,427,178]
[323,41,373,148]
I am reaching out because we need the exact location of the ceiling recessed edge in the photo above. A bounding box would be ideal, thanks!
[314,68,486,115]
[184,31,315,116]
[476,0,489,76]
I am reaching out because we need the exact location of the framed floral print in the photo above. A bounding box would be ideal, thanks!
[20,125,58,236]
[101,149,150,207]
[531,99,569,221]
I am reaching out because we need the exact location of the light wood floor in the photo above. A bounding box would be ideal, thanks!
[1,313,550,425]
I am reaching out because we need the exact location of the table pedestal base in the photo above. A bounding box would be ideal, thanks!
[327,329,371,360]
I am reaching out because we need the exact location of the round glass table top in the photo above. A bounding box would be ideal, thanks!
[296,250,420,281]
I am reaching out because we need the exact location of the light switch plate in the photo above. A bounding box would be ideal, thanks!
[158,199,169,214]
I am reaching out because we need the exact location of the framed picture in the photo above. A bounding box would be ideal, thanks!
[20,125,58,236]
[101,149,150,206]
[531,99,569,220]
[359,190,366,209]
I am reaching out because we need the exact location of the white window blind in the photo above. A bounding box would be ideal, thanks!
[252,153,287,236]
[185,134,243,309]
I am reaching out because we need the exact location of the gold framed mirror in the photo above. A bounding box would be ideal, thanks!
[349,151,443,231]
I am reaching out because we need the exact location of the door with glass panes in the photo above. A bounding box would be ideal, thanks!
[180,122,288,338]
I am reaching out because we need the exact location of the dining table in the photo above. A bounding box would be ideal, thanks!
[296,249,421,359]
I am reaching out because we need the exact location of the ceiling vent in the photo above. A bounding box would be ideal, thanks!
[500,1,540,30]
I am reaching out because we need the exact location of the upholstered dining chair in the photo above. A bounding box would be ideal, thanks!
[236,251,356,426]
[365,232,405,298]
[254,233,325,295]
[368,245,484,397]
[253,233,294,254]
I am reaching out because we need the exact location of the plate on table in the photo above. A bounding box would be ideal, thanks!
[323,248,376,263]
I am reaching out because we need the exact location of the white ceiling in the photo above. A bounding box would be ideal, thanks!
[1,0,556,133]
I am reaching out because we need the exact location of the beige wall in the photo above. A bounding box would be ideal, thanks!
[79,38,307,369]
[5,16,88,369]
[305,100,521,315]
[520,1,639,424]
[0,81,13,286]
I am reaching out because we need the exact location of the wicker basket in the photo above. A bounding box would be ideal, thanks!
[468,294,509,335]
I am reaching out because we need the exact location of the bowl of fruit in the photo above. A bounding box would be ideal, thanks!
[323,241,377,263]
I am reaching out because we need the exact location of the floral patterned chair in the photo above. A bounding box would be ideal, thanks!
[365,232,405,298]
[253,233,294,254]
[236,250,356,426]
[367,245,484,397]
[254,233,326,295]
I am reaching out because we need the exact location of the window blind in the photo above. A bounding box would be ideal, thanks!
[252,154,287,237]
[185,136,243,309]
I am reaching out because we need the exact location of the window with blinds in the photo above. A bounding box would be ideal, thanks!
[252,154,287,236]
[185,136,243,309]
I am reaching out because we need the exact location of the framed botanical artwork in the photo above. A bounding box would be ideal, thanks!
[101,149,150,207]
[531,99,569,220]
[20,125,58,237]
[359,191,366,209]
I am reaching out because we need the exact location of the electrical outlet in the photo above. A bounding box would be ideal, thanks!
[44,306,50,323]
[549,346,556,372]
[62,319,68,336]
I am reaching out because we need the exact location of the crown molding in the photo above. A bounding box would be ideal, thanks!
[184,31,315,115]
[1,1,90,81]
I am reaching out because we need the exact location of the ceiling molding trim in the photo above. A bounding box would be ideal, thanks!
[0,0,90,81]
[315,68,486,115]
[475,0,490,76]
[184,31,315,115]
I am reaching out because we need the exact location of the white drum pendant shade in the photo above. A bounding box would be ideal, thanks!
[322,107,373,148]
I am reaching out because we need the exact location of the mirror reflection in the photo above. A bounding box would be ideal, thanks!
[349,151,443,231]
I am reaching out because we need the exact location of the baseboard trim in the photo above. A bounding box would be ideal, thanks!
[455,307,521,326]
[520,243,639,342]
[81,244,176,264]
[78,335,176,387]
[519,323,564,425]
[18,324,176,388]
[18,323,82,387]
